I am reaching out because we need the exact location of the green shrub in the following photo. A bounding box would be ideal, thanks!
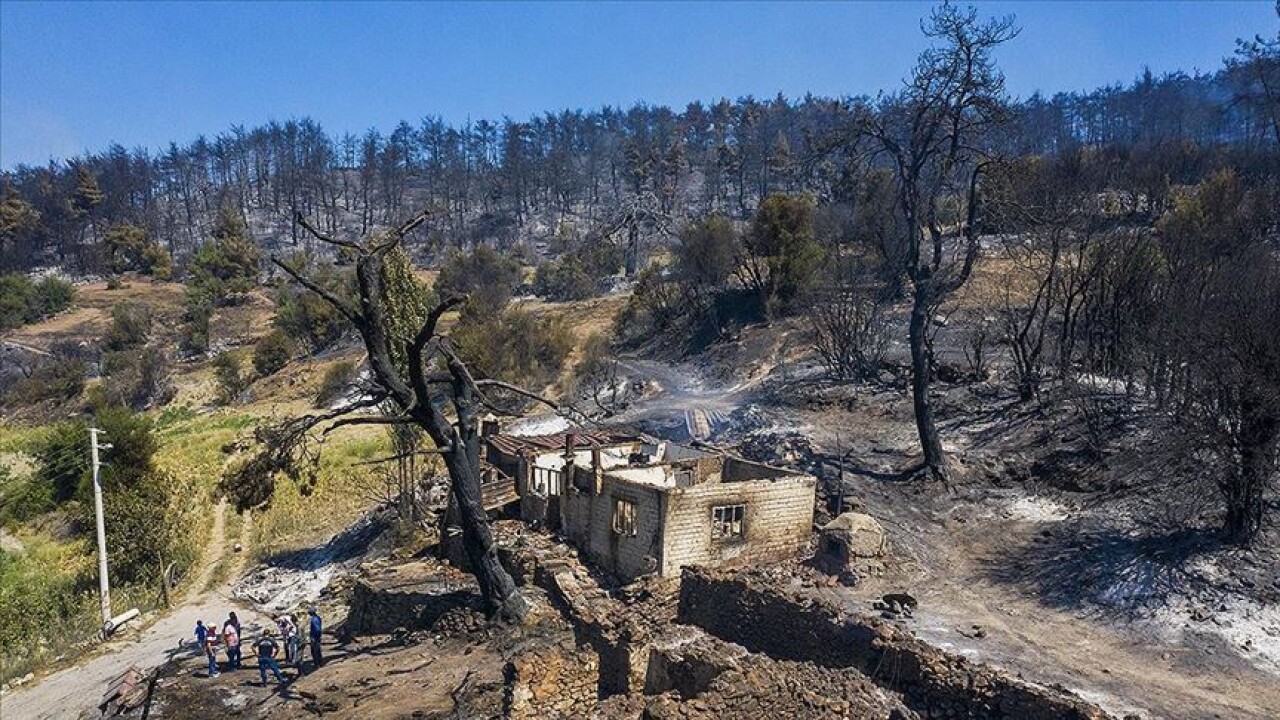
[105,224,171,278]
[189,205,261,301]
[452,304,572,392]
[33,420,91,504]
[99,346,174,410]
[213,351,248,405]
[274,275,352,353]
[0,273,74,330]
[0,274,31,330]
[533,256,598,301]
[30,276,75,318]
[179,286,215,354]
[435,245,522,314]
[0,467,55,524]
[252,330,294,377]
[104,302,152,351]
[0,545,97,684]
[315,360,357,408]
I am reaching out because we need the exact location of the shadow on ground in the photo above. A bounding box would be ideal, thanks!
[980,524,1219,618]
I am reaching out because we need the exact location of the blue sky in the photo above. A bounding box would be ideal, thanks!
[1,1,1276,169]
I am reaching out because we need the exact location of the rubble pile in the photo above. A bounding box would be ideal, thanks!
[735,430,821,474]
[632,633,915,719]
[494,521,680,695]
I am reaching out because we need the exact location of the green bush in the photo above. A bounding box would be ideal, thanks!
[189,205,261,300]
[252,330,294,377]
[104,302,152,351]
[105,224,171,278]
[0,469,56,524]
[274,262,352,352]
[0,273,75,330]
[0,546,97,684]
[30,276,76,318]
[99,346,174,410]
[179,286,215,354]
[744,193,823,314]
[0,274,30,329]
[213,351,248,405]
[314,360,357,408]
[452,304,572,392]
[33,420,91,504]
[435,245,522,314]
[533,256,598,301]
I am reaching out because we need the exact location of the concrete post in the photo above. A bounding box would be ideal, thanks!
[90,427,112,631]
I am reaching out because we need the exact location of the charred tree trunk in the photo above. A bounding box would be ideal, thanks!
[1223,408,1278,546]
[439,438,528,620]
[908,276,947,480]
[268,210,533,622]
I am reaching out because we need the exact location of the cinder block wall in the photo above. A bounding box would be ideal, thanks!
[660,475,816,576]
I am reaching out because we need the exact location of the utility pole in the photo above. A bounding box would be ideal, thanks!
[835,431,845,517]
[90,427,112,631]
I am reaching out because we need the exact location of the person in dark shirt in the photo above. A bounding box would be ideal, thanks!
[255,628,285,685]
[194,620,219,677]
[307,607,323,668]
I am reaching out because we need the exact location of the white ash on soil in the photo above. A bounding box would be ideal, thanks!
[1005,496,1070,523]
[233,509,392,613]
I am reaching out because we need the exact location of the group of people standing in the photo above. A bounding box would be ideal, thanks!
[194,608,323,685]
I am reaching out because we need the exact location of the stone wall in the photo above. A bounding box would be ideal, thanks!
[346,562,482,635]
[677,567,1111,720]
[496,523,684,697]
[505,640,600,719]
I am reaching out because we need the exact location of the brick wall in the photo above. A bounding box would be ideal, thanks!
[559,475,666,581]
[659,475,815,576]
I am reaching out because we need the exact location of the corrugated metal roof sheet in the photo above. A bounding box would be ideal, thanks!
[486,430,641,457]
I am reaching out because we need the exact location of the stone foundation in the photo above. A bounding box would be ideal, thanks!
[346,561,482,634]
[677,567,1110,720]
[505,639,600,719]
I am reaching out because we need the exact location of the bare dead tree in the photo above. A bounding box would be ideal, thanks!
[225,210,569,620]
[961,314,994,378]
[863,2,1019,481]
[576,334,632,417]
[986,153,1113,400]
[807,291,890,381]
[998,234,1059,402]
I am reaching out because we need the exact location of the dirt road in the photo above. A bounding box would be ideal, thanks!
[1,502,266,720]
[815,486,1280,719]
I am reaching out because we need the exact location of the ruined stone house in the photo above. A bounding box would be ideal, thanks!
[484,429,816,582]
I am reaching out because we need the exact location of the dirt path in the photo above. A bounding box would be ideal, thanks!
[1,502,265,720]
[818,483,1280,720]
